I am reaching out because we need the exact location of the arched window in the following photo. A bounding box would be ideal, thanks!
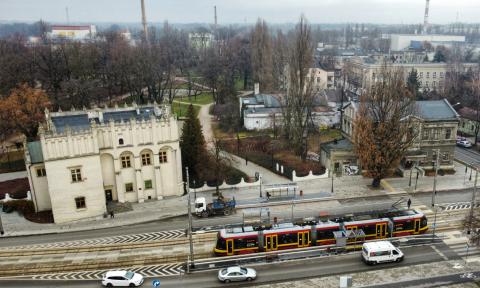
[119,138,124,145]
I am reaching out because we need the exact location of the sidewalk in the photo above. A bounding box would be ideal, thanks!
[1,196,187,237]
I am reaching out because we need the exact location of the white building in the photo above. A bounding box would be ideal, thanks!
[189,32,214,50]
[50,25,97,41]
[25,103,183,224]
[389,34,465,51]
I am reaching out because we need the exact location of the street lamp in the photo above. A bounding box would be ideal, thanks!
[259,175,263,198]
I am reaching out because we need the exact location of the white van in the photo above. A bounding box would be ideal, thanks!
[362,241,404,265]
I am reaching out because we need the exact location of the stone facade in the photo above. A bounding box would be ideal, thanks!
[340,99,459,172]
[25,103,183,224]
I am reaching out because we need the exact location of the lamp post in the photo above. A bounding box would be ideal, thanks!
[193,179,196,200]
[186,167,195,271]
[431,149,440,242]
[259,175,263,198]
[331,163,334,193]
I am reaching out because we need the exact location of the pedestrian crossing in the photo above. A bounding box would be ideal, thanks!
[30,263,183,280]
[3,229,185,251]
[443,202,480,211]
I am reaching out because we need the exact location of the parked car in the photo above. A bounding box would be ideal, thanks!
[218,266,257,283]
[101,270,144,287]
[457,138,472,148]
[362,241,404,265]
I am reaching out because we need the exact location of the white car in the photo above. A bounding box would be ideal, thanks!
[101,270,144,287]
[362,241,404,265]
[457,139,472,148]
[218,266,257,283]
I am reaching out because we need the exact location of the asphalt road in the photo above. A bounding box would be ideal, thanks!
[455,146,480,166]
[0,244,469,288]
[0,188,476,247]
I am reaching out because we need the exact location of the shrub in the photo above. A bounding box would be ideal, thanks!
[3,200,34,215]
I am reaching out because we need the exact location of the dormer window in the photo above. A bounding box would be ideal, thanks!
[119,138,124,145]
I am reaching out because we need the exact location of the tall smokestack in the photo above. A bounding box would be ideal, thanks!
[423,0,430,34]
[214,6,218,39]
[141,0,149,43]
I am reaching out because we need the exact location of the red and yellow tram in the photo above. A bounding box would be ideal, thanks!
[214,209,428,256]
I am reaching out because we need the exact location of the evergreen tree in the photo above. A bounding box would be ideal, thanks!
[407,69,421,99]
[180,104,206,182]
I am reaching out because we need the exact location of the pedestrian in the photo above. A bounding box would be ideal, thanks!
[110,211,114,218]
[266,191,271,200]
[245,156,248,165]
[407,198,412,210]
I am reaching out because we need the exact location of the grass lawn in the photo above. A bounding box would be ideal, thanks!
[172,102,201,118]
[175,93,214,105]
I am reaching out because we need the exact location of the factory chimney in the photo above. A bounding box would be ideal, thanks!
[423,0,430,34]
[140,0,149,44]
[214,6,218,39]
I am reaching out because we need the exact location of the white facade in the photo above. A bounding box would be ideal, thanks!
[243,109,339,131]
[25,104,183,224]
[50,25,97,40]
[390,34,465,51]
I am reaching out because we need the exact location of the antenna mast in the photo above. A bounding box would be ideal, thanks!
[140,0,149,44]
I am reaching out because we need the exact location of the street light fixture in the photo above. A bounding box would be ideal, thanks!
[185,167,195,272]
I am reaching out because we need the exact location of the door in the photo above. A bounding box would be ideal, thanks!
[226,239,234,256]
[414,219,420,234]
[376,223,387,239]
[298,232,309,247]
[265,235,278,251]
[105,189,113,202]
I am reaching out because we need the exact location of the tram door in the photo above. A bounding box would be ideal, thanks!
[265,235,278,251]
[376,223,387,239]
[414,219,420,234]
[226,239,234,256]
[298,232,309,247]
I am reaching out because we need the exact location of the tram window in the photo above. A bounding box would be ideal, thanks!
[216,238,226,250]
[278,233,297,244]
[234,237,257,248]
[361,224,376,235]
[421,217,427,227]
[317,229,334,240]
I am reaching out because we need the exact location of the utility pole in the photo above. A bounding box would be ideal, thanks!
[186,167,195,272]
[140,0,149,44]
[468,166,478,234]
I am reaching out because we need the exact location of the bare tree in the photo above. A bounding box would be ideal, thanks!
[251,19,274,93]
[353,66,417,187]
[282,15,315,158]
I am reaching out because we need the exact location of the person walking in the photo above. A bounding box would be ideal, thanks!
[110,211,115,218]
[407,198,412,210]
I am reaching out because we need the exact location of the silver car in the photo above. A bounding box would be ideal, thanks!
[218,266,257,283]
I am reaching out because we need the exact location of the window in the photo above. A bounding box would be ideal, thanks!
[75,197,86,209]
[433,72,437,78]
[426,72,430,78]
[419,72,423,78]
[433,81,436,87]
[118,138,124,145]
[141,153,151,166]
[125,183,134,192]
[432,129,438,140]
[71,168,82,182]
[445,128,451,140]
[144,180,153,189]
[121,155,131,168]
[425,81,429,88]
[442,152,449,161]
[36,168,46,177]
[422,129,429,140]
[159,151,168,163]
[440,72,444,78]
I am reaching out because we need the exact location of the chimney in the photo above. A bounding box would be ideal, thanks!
[254,83,260,95]
[140,0,148,43]
[423,0,430,35]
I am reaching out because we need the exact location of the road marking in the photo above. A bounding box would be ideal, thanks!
[30,263,184,280]
[2,229,186,251]
[431,245,449,261]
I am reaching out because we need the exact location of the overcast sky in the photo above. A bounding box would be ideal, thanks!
[1,0,479,24]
